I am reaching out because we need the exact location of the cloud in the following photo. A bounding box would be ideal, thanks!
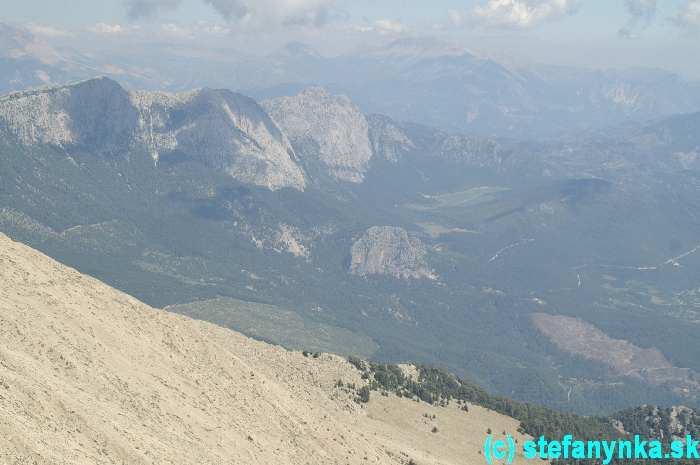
[447,9,466,27]
[197,22,232,35]
[671,0,700,30]
[159,23,192,38]
[125,0,334,28]
[618,0,656,38]
[349,19,407,35]
[472,0,580,28]
[211,0,333,27]
[126,0,182,20]
[373,19,407,35]
[26,24,73,38]
[88,23,129,35]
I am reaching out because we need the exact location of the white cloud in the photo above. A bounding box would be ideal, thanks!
[447,9,466,27]
[160,23,192,37]
[211,0,335,28]
[349,19,407,36]
[198,22,232,35]
[88,23,129,35]
[623,0,656,21]
[373,19,406,35]
[26,24,73,38]
[473,0,579,28]
[126,0,182,20]
[87,20,232,41]
[672,0,700,30]
[125,0,334,29]
[163,21,237,39]
[618,0,656,38]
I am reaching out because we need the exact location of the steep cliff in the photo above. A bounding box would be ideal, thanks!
[263,87,373,183]
[349,226,436,280]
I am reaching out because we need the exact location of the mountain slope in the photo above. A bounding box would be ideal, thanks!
[0,232,534,465]
[251,41,700,138]
[1,79,700,415]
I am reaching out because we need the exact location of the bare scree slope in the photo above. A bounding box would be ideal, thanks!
[0,233,531,465]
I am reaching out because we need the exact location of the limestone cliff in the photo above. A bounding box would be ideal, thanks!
[349,226,436,280]
[0,78,306,191]
[263,87,372,183]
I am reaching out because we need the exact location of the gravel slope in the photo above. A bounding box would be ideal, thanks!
[0,232,531,464]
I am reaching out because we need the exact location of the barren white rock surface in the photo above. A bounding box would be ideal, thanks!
[263,87,373,183]
[0,78,306,191]
[368,114,415,163]
[350,226,436,280]
[131,87,306,191]
[0,87,73,145]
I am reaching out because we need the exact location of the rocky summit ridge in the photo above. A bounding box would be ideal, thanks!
[0,77,306,191]
[263,87,374,183]
[0,78,425,191]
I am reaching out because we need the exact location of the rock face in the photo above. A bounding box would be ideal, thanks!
[0,77,138,154]
[0,78,306,191]
[131,87,306,191]
[349,226,435,280]
[0,232,531,465]
[263,87,372,183]
[367,114,415,163]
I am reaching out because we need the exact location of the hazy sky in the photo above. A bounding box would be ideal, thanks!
[3,0,700,78]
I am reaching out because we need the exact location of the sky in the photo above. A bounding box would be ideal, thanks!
[3,0,700,78]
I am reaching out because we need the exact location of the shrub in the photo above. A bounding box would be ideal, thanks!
[356,386,371,403]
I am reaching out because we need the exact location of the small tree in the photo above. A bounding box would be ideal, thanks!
[357,386,371,403]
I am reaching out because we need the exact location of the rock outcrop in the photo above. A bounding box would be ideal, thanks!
[0,78,306,191]
[349,226,436,280]
[0,77,138,154]
[367,114,415,163]
[263,87,372,183]
[131,87,306,191]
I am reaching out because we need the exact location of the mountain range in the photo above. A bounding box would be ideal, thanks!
[2,23,699,139]
[1,76,699,416]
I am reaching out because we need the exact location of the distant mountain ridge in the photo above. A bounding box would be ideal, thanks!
[0,78,504,192]
[2,22,699,139]
[247,40,700,138]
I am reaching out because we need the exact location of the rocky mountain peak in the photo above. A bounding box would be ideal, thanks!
[0,78,306,191]
[367,114,416,163]
[349,226,436,280]
[263,87,372,183]
[131,86,306,191]
[0,77,139,154]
